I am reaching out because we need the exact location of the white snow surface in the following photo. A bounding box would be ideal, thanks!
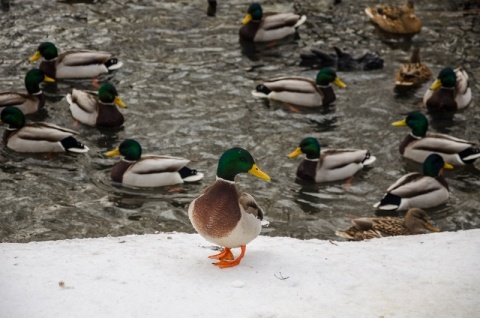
[1,230,479,318]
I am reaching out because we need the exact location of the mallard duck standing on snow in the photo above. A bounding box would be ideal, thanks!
[336,208,440,241]
[0,69,55,115]
[365,0,421,35]
[66,83,126,128]
[392,111,480,166]
[239,2,307,42]
[104,139,204,188]
[29,42,123,79]
[252,68,347,107]
[373,153,453,211]
[287,137,376,183]
[423,67,472,112]
[0,106,89,153]
[394,48,432,88]
[188,147,271,268]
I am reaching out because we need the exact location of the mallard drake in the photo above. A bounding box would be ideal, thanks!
[423,67,472,112]
[29,42,123,79]
[188,147,271,268]
[104,139,204,187]
[373,153,453,211]
[299,46,384,71]
[0,106,89,153]
[395,48,432,88]
[365,0,421,35]
[287,137,376,183]
[252,68,347,107]
[335,208,440,241]
[0,69,55,115]
[392,111,480,166]
[239,2,307,42]
[66,83,126,128]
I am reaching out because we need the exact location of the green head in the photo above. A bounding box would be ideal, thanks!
[392,111,428,137]
[422,153,453,177]
[315,68,347,88]
[0,106,26,129]
[288,137,320,160]
[98,83,126,107]
[104,139,142,161]
[217,147,271,182]
[24,69,55,94]
[430,67,456,90]
[29,42,58,62]
[242,3,263,24]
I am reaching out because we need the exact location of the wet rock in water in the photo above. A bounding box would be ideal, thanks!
[2,0,9,12]
[299,46,384,71]
[207,0,217,17]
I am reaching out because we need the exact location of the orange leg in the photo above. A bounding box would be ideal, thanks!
[208,247,234,260]
[286,104,301,113]
[344,175,354,192]
[214,245,246,269]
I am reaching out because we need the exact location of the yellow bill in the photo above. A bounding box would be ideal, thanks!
[429,79,442,90]
[44,75,55,83]
[392,119,407,127]
[29,51,42,62]
[242,13,252,24]
[104,147,120,157]
[248,164,271,181]
[443,162,454,170]
[288,147,303,158]
[114,96,126,108]
[334,77,347,88]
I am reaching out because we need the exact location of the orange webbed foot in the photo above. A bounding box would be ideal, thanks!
[212,245,246,269]
[208,247,234,260]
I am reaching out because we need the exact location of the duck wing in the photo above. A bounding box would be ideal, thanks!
[0,92,28,106]
[17,122,77,141]
[58,50,112,66]
[262,12,304,29]
[321,149,372,168]
[387,173,440,196]
[129,155,190,174]
[263,77,318,93]
[413,133,477,154]
[238,192,264,220]
[69,89,99,114]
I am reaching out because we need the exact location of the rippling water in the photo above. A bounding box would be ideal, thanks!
[1,0,479,242]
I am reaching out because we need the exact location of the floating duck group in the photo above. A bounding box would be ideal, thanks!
[0,1,477,267]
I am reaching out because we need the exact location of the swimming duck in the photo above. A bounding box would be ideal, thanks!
[287,137,376,183]
[188,147,271,268]
[104,139,204,188]
[29,42,123,79]
[0,69,55,115]
[392,111,480,166]
[0,106,89,153]
[66,83,126,128]
[299,47,384,71]
[239,2,307,42]
[252,68,347,108]
[365,0,422,35]
[394,48,432,88]
[423,67,472,112]
[373,153,453,211]
[335,208,440,241]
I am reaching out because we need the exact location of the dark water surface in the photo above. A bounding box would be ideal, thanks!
[1,0,479,242]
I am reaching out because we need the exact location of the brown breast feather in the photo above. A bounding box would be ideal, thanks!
[192,180,242,238]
